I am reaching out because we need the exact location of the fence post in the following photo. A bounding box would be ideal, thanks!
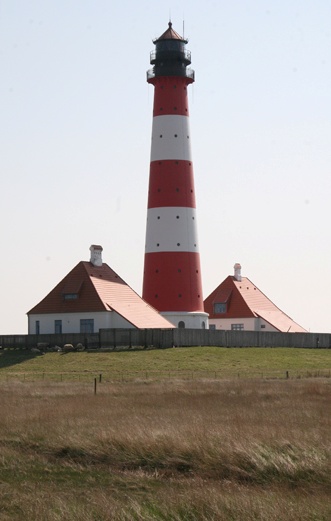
[286,371,289,379]
[99,373,102,383]
[94,378,97,395]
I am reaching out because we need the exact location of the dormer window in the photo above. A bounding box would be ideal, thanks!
[214,302,227,314]
[63,293,78,301]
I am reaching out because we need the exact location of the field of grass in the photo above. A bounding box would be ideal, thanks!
[1,347,330,519]
[0,377,330,520]
[1,347,331,382]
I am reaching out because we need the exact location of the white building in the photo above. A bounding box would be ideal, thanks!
[27,245,174,334]
[204,264,306,333]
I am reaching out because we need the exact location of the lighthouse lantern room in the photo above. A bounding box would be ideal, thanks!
[142,22,208,329]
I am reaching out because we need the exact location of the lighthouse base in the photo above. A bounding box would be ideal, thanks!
[160,311,209,330]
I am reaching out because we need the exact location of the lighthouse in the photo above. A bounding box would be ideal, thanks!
[142,22,208,329]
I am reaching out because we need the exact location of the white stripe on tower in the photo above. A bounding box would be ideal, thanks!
[150,115,192,162]
[142,22,208,329]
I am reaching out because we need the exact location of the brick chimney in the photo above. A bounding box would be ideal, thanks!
[90,245,103,267]
[234,263,242,282]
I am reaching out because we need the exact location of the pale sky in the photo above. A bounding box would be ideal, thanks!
[1,1,330,334]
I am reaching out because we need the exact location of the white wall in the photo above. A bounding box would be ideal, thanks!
[161,311,209,329]
[28,311,135,334]
[209,317,278,332]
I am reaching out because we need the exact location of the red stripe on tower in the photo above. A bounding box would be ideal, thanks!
[142,22,208,329]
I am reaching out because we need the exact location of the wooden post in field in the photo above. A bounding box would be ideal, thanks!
[286,371,289,379]
[99,373,102,383]
[94,378,97,395]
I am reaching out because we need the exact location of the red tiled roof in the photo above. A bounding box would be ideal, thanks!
[254,310,305,333]
[204,275,306,332]
[155,22,184,42]
[28,261,174,329]
[204,276,254,319]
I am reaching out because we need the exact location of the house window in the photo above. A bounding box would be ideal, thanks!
[64,293,78,300]
[261,324,266,329]
[214,303,227,314]
[178,321,185,328]
[209,324,216,330]
[80,319,94,334]
[54,320,62,334]
[35,320,40,335]
[231,324,244,331]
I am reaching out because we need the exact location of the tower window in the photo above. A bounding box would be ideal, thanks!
[177,243,180,246]
[159,135,163,138]
[174,134,178,137]
[157,243,160,247]
[178,321,185,328]
[176,216,179,219]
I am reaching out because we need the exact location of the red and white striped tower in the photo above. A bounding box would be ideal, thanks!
[142,22,208,329]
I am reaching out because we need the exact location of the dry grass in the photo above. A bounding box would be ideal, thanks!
[0,378,330,520]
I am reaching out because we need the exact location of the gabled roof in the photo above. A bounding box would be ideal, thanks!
[28,261,174,329]
[204,275,306,333]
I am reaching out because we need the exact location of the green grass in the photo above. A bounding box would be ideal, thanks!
[0,347,330,381]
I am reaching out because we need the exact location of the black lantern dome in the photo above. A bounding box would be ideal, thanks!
[147,22,194,81]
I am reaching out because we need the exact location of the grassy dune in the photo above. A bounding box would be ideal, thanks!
[1,347,330,381]
[1,376,331,520]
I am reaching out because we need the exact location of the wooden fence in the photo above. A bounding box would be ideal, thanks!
[0,328,330,350]
[1,368,330,384]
